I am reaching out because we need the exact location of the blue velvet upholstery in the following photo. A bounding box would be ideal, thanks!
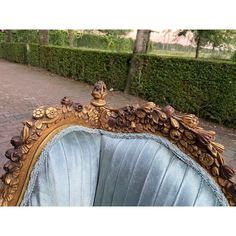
[21,129,101,206]
[94,136,226,206]
[21,126,228,206]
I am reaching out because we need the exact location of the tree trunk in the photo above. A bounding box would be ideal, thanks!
[39,30,49,45]
[5,30,12,43]
[195,35,201,58]
[212,44,215,52]
[133,30,151,53]
[124,30,151,94]
[68,30,74,48]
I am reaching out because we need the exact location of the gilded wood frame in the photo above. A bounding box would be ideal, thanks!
[0,81,235,206]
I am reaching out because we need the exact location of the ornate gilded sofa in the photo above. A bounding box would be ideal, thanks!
[0,81,235,206]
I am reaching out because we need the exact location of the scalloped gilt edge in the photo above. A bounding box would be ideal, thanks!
[0,80,235,206]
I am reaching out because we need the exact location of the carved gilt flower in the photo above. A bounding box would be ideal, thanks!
[45,107,58,119]
[199,153,214,167]
[73,103,83,112]
[91,80,107,99]
[32,108,45,119]
[182,114,199,128]
[170,129,182,140]
[162,105,175,118]
[61,97,73,106]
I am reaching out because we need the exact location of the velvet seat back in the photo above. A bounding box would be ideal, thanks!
[21,128,101,206]
[21,126,228,206]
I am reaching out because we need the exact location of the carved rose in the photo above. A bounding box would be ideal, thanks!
[162,105,175,118]
[91,80,107,99]
[32,107,45,119]
[3,161,18,173]
[10,136,23,148]
[108,117,116,128]
[46,107,58,119]
[199,153,214,166]
[11,149,23,162]
[5,148,23,162]
[5,149,15,159]
[73,103,83,112]
[61,97,73,106]
[184,130,196,140]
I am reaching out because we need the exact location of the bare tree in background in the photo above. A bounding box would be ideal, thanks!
[124,30,151,94]
[39,30,49,45]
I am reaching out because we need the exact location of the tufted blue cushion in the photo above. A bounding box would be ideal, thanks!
[94,135,227,206]
[21,128,101,206]
[21,126,228,206]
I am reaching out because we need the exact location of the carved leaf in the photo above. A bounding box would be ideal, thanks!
[62,106,67,114]
[22,125,30,142]
[34,120,43,129]
[170,117,179,129]
[212,142,224,153]
[207,144,218,158]
[170,129,182,141]
[220,165,235,180]
[157,110,167,121]
[212,166,220,176]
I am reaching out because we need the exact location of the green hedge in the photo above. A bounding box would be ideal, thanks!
[0,32,4,42]
[131,55,236,127]
[231,51,236,62]
[0,42,27,64]
[27,44,40,66]
[0,43,236,128]
[39,45,130,89]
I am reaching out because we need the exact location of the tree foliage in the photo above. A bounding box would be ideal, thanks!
[98,30,131,37]
[178,30,236,58]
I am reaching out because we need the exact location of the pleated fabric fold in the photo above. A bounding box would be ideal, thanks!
[94,135,227,206]
[21,126,228,206]
[21,128,101,206]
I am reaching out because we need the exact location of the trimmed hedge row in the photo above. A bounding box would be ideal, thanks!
[131,55,236,127]
[0,43,235,128]
[0,43,27,64]
[39,45,130,89]
[232,51,236,62]
[0,32,4,42]
[27,44,40,66]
